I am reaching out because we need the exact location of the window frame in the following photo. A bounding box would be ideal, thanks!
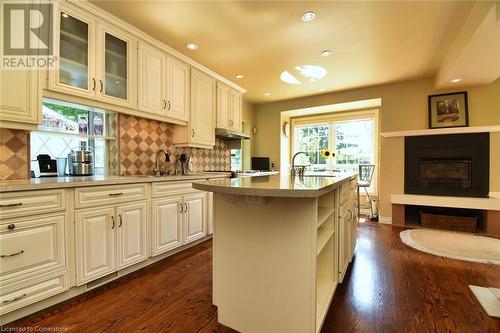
[290,109,379,195]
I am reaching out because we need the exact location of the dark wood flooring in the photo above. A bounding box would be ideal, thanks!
[5,224,499,333]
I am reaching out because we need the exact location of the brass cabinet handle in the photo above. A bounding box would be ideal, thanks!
[118,214,123,228]
[108,192,123,197]
[347,209,353,222]
[179,202,184,213]
[7,224,16,230]
[0,202,22,208]
[2,293,27,304]
[167,101,171,110]
[184,203,188,213]
[1,250,24,258]
[92,78,96,91]
[191,129,195,137]
[111,216,115,229]
[99,79,103,93]
[162,99,167,109]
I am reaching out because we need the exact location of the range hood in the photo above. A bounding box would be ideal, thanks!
[215,128,250,140]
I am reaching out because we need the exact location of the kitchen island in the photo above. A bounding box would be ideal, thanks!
[193,173,358,333]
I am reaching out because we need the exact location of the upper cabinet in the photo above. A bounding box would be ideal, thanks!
[138,42,189,122]
[216,82,242,132]
[173,69,215,148]
[49,5,136,109]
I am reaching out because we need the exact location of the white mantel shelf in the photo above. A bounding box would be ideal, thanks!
[391,194,500,211]
[380,125,500,138]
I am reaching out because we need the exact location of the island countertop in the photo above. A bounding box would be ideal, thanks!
[192,173,356,197]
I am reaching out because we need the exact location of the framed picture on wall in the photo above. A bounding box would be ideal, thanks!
[428,91,468,129]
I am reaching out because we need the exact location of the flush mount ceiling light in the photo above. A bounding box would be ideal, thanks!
[321,50,333,57]
[280,71,302,85]
[264,92,271,96]
[235,74,244,79]
[319,88,326,92]
[280,65,327,85]
[450,78,462,83]
[186,43,198,50]
[301,11,316,22]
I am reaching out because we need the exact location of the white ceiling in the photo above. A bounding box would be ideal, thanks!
[91,0,479,103]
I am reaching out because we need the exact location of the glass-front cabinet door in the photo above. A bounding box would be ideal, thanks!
[96,23,135,109]
[51,6,96,98]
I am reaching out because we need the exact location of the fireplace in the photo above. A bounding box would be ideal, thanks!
[405,133,489,197]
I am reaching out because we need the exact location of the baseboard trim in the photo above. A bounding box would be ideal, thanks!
[379,216,392,224]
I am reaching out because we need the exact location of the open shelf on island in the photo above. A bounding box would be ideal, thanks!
[317,221,334,255]
[316,236,336,333]
[317,207,335,228]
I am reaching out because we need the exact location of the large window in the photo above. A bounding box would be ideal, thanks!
[292,110,378,192]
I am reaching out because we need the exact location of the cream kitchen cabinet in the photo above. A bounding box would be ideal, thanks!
[0,68,40,129]
[75,201,147,285]
[138,42,189,121]
[173,68,216,148]
[151,191,207,256]
[0,189,68,315]
[216,82,242,132]
[50,4,136,109]
[337,198,356,283]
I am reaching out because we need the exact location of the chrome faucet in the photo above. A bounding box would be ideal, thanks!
[154,149,170,176]
[291,151,309,176]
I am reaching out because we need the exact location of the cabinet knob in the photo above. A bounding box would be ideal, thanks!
[7,224,16,230]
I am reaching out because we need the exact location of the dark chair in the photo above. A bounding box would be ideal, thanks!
[357,164,375,219]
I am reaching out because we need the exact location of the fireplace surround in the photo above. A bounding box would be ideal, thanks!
[405,133,489,197]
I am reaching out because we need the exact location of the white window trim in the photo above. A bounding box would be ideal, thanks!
[290,109,379,195]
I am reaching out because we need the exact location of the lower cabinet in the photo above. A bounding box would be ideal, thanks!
[152,191,207,256]
[337,198,357,283]
[75,201,147,285]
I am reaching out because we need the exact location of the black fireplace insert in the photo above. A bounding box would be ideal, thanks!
[405,133,489,197]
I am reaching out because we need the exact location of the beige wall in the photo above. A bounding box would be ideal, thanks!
[252,77,500,218]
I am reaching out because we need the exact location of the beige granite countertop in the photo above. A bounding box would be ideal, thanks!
[192,173,356,198]
[0,173,231,192]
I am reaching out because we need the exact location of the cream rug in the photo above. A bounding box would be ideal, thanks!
[400,229,500,265]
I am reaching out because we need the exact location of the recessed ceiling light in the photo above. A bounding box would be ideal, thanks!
[186,43,198,50]
[264,92,271,96]
[235,74,244,79]
[319,88,326,92]
[301,11,316,22]
[61,13,69,18]
[321,50,333,57]
[450,78,462,83]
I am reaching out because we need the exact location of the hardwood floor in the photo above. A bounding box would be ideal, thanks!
[4,224,499,333]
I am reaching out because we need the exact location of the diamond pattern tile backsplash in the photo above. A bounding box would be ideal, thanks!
[0,129,29,180]
[119,114,230,176]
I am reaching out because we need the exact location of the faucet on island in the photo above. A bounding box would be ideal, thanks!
[291,151,309,176]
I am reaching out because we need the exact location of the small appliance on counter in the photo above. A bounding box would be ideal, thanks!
[67,142,94,176]
[36,154,58,177]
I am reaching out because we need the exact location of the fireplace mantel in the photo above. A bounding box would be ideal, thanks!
[381,125,500,138]
[391,194,500,211]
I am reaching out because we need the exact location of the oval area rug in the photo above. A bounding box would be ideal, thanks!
[400,229,500,265]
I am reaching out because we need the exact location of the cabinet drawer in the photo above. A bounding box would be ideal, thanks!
[0,190,65,220]
[152,181,201,198]
[74,184,147,207]
[0,270,68,315]
[0,213,66,284]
